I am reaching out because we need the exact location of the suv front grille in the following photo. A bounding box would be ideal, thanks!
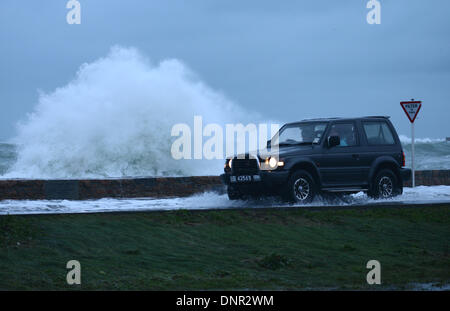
[231,158,259,175]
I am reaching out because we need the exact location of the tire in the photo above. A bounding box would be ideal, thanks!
[369,169,401,199]
[227,186,243,200]
[284,170,317,203]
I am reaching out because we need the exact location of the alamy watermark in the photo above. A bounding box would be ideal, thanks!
[64,1,381,26]
[366,260,381,285]
[66,0,81,25]
[367,0,381,25]
[170,116,280,168]
[66,260,81,285]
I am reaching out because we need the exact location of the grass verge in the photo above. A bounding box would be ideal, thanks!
[0,205,449,290]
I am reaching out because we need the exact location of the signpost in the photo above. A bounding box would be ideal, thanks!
[400,100,422,187]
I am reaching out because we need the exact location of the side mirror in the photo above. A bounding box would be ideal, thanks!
[266,140,271,149]
[328,135,340,148]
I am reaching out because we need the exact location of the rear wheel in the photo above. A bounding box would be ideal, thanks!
[284,170,316,203]
[369,169,401,199]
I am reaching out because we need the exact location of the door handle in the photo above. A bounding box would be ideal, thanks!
[352,154,360,159]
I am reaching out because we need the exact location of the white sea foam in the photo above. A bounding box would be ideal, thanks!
[4,46,262,179]
[1,186,449,215]
[398,135,446,144]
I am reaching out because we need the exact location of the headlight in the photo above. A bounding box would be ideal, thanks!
[261,157,284,170]
[226,159,233,169]
[269,157,277,168]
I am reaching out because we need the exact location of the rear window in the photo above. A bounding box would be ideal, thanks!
[363,121,395,145]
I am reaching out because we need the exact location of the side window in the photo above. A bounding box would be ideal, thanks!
[328,123,357,147]
[363,122,395,145]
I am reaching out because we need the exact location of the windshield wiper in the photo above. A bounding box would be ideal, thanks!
[276,142,295,146]
[276,142,315,147]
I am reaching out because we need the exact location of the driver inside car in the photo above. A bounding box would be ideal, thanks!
[301,126,315,142]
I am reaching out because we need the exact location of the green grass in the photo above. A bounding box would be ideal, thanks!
[0,205,449,290]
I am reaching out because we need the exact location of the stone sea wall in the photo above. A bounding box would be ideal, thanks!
[0,170,448,200]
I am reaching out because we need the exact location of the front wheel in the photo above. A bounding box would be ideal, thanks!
[368,169,401,199]
[227,186,243,200]
[284,170,316,203]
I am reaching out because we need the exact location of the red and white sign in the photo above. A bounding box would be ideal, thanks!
[400,101,422,123]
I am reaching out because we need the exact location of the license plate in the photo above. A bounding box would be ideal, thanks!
[236,175,252,182]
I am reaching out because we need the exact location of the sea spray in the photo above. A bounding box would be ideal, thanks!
[4,46,261,178]
[398,135,450,170]
[1,47,449,178]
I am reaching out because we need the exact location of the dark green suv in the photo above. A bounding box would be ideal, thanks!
[221,116,411,203]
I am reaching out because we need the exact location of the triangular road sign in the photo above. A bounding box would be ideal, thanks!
[400,101,422,123]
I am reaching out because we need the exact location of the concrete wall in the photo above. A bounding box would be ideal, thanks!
[0,170,448,200]
[403,170,450,187]
[0,176,224,200]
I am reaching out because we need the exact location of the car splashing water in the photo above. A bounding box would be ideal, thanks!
[0,186,449,215]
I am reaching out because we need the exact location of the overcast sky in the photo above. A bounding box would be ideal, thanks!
[1,0,449,141]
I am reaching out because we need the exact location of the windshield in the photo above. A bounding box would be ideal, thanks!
[271,122,328,146]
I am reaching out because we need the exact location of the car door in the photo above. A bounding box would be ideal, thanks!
[318,121,365,187]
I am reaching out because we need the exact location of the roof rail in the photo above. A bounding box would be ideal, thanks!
[296,116,391,123]
[363,116,390,119]
[300,117,341,121]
